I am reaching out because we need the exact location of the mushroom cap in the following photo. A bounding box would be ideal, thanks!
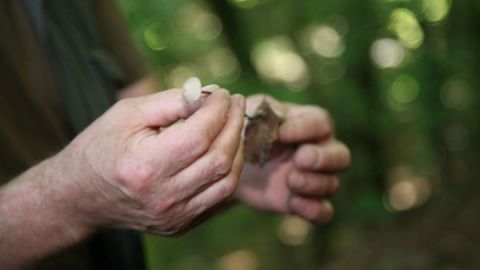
[182,77,202,104]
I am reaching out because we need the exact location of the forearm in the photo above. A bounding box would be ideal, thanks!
[0,153,94,269]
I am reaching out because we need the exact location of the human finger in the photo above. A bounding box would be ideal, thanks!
[287,171,340,197]
[293,141,351,172]
[185,139,244,215]
[170,94,246,199]
[154,89,232,171]
[135,87,218,127]
[288,197,334,224]
[279,106,333,143]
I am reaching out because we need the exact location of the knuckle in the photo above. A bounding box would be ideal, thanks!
[149,198,176,216]
[114,158,154,195]
[218,180,236,200]
[191,129,211,153]
[212,151,233,176]
[113,98,135,113]
[109,98,142,125]
[213,179,236,203]
[181,131,209,156]
[113,98,128,109]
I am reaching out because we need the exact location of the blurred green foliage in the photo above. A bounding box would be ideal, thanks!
[117,0,480,269]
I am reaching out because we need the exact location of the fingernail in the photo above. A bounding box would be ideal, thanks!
[202,84,219,92]
[234,94,246,111]
[321,200,333,211]
[329,177,340,194]
[319,201,334,224]
[219,88,230,95]
[216,88,231,107]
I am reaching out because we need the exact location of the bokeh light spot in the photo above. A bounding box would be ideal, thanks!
[144,22,169,51]
[389,180,418,211]
[370,38,405,69]
[385,167,432,212]
[215,250,259,270]
[390,75,420,105]
[192,12,223,41]
[252,36,310,90]
[278,215,312,246]
[228,0,260,9]
[167,65,197,88]
[440,78,474,110]
[309,25,345,58]
[389,8,424,49]
[422,0,452,23]
[204,48,241,82]
[387,177,432,211]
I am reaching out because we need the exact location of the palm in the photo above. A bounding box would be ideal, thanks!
[237,147,296,214]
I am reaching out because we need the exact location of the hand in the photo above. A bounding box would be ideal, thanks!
[61,88,246,236]
[235,95,350,224]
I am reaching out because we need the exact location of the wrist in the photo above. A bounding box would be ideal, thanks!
[41,151,97,243]
[61,137,141,231]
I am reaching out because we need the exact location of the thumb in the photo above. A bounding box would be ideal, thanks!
[135,87,219,127]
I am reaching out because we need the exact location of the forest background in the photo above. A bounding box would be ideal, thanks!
[117,0,480,269]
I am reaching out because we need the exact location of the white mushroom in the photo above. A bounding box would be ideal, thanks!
[182,77,202,104]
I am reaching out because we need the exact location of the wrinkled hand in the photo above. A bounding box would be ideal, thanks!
[63,88,245,236]
[235,95,350,224]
